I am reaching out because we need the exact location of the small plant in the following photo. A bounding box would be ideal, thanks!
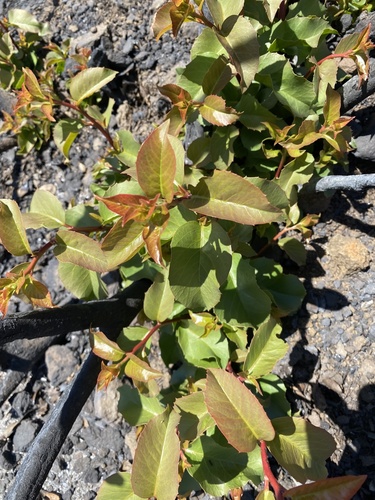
[0,2,371,499]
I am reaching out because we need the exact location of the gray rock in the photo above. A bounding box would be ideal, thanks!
[45,345,77,385]
[13,421,40,451]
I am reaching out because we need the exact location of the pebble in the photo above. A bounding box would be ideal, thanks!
[45,345,77,385]
[13,421,40,452]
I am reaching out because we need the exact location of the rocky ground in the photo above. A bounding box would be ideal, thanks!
[0,1,375,499]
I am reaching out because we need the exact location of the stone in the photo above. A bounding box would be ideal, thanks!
[45,345,77,385]
[326,234,371,277]
[13,420,40,451]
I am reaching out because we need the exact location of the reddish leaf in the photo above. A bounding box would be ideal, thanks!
[143,224,165,266]
[284,474,367,500]
[158,83,192,104]
[21,277,55,309]
[152,2,174,40]
[96,193,159,226]
[90,330,125,362]
[170,1,194,37]
[97,361,121,391]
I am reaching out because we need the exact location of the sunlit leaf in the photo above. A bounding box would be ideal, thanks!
[244,317,288,378]
[169,220,232,310]
[206,0,244,27]
[152,2,174,40]
[53,118,84,159]
[53,230,108,273]
[58,262,107,300]
[97,471,144,500]
[144,268,175,322]
[90,330,125,362]
[215,16,259,90]
[205,368,275,452]
[263,0,283,22]
[22,189,65,229]
[131,409,181,500]
[136,121,176,202]
[101,220,144,270]
[278,237,307,266]
[267,417,336,483]
[0,200,32,255]
[20,276,54,310]
[115,130,140,168]
[176,320,230,369]
[8,8,50,35]
[125,354,163,383]
[69,67,118,105]
[183,170,283,225]
[285,474,367,500]
[199,95,239,126]
[185,435,262,496]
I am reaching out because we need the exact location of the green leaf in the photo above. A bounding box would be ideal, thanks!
[101,220,144,270]
[53,230,108,273]
[53,119,84,159]
[144,268,175,322]
[117,326,149,353]
[169,220,232,310]
[90,330,125,362]
[205,368,275,452]
[118,385,164,426]
[58,262,107,300]
[244,317,288,378]
[257,53,315,118]
[8,9,50,35]
[65,205,101,228]
[215,16,259,91]
[199,95,239,126]
[183,170,283,225]
[191,28,227,60]
[206,0,244,27]
[263,0,284,22]
[255,374,291,420]
[136,121,176,203]
[177,55,223,101]
[278,237,307,266]
[237,94,282,132]
[176,320,230,369]
[267,417,336,483]
[160,205,197,242]
[252,258,306,316]
[270,17,334,50]
[185,435,262,496]
[215,253,271,327]
[285,474,367,500]
[174,391,215,441]
[22,189,65,229]
[247,177,289,210]
[131,409,181,500]
[0,200,32,256]
[124,354,163,383]
[69,67,118,105]
[97,471,144,500]
[202,55,233,96]
[115,130,140,168]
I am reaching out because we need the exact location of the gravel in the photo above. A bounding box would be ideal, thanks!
[0,1,375,499]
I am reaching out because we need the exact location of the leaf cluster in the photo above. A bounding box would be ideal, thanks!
[0,1,371,498]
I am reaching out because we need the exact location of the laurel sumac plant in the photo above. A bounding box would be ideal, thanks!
[0,1,371,499]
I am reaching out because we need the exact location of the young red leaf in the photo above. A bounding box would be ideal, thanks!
[199,95,240,126]
[97,361,121,391]
[158,83,192,104]
[124,354,163,383]
[170,1,194,37]
[205,368,275,452]
[20,277,55,310]
[136,121,177,203]
[22,68,45,100]
[95,193,158,226]
[284,474,367,500]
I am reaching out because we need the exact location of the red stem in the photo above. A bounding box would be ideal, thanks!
[23,240,55,276]
[53,99,116,149]
[305,50,353,79]
[260,440,285,500]
[275,150,288,179]
[253,225,293,259]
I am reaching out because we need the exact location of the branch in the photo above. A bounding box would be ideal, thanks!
[339,57,375,113]
[0,280,151,346]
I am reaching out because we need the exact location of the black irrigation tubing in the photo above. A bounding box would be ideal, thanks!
[0,279,151,346]
[4,280,150,500]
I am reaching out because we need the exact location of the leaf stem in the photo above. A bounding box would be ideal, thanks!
[305,50,353,79]
[260,440,285,500]
[190,11,215,30]
[53,99,116,149]
[23,240,55,276]
[275,150,288,179]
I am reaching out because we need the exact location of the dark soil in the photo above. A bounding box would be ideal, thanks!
[0,1,375,499]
